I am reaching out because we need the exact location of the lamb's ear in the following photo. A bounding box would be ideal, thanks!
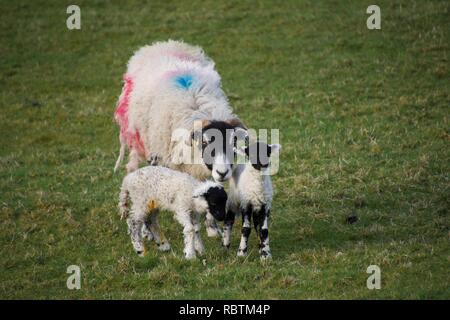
[230,127,248,145]
[269,144,281,156]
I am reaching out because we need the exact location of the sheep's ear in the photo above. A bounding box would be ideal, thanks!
[185,120,210,146]
[269,144,281,156]
[225,118,247,130]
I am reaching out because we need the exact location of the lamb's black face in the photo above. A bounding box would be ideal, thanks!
[245,142,272,171]
[203,186,227,221]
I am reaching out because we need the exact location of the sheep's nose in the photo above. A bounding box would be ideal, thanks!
[217,169,229,178]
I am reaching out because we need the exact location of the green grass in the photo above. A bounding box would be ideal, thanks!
[0,0,449,299]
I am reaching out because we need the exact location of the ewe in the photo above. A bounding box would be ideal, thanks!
[114,40,247,183]
[114,40,247,238]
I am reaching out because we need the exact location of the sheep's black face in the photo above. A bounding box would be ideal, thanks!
[192,120,247,182]
[204,186,227,221]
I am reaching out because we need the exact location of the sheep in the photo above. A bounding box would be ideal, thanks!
[113,40,247,182]
[222,142,281,260]
[114,40,247,238]
[118,165,227,259]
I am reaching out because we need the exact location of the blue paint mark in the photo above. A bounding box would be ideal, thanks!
[175,74,193,90]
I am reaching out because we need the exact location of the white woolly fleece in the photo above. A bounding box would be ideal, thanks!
[227,163,273,214]
[119,165,213,221]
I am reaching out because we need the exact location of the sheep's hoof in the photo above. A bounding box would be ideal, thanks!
[222,242,230,249]
[147,155,159,166]
[158,242,171,252]
[206,227,221,238]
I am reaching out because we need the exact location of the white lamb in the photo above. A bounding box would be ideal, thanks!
[223,142,281,260]
[118,166,227,259]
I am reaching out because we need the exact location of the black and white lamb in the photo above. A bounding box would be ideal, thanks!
[222,142,281,260]
[119,166,227,259]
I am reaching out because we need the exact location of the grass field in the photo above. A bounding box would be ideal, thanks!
[0,0,449,299]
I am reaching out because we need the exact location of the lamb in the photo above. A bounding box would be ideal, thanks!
[118,166,227,259]
[222,142,281,260]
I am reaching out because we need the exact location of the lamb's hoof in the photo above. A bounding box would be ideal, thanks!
[222,242,230,249]
[260,252,272,261]
[136,250,146,257]
[237,249,247,257]
[195,246,205,255]
[142,229,154,241]
[158,242,171,252]
[206,227,222,238]
[184,251,196,260]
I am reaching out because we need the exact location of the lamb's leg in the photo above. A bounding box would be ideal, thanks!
[192,212,204,255]
[127,216,146,256]
[145,209,171,251]
[175,211,196,259]
[237,205,252,257]
[254,207,272,260]
[141,223,154,241]
[222,209,236,248]
[205,212,222,238]
[126,148,140,173]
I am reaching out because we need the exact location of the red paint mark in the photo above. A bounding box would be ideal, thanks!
[114,75,146,157]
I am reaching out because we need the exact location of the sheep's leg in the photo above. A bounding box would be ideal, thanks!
[127,216,146,256]
[237,205,252,257]
[126,148,140,173]
[145,209,171,251]
[192,212,204,255]
[205,212,222,238]
[254,207,272,260]
[175,211,196,259]
[222,209,236,248]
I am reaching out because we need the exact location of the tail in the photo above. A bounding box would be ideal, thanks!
[114,139,126,173]
[118,186,130,220]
